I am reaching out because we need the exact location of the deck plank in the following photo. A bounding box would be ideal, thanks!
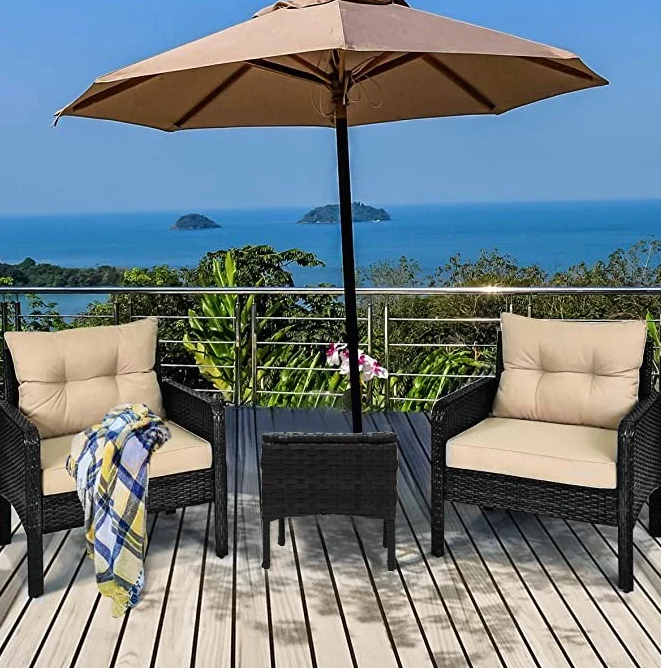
[31,515,157,668]
[152,504,209,668]
[269,407,356,668]
[64,512,178,668]
[192,403,237,668]
[390,411,540,668]
[267,407,354,668]
[109,511,185,668]
[0,531,78,667]
[594,521,661,610]
[538,516,661,668]
[232,407,271,668]
[370,411,502,668]
[453,503,573,668]
[406,410,647,668]
[512,513,641,668]
[324,411,436,668]
[311,409,400,668]
[482,510,607,668]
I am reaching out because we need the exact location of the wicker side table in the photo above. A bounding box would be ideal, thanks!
[261,432,399,570]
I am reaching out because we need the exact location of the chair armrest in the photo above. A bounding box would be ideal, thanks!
[618,391,661,510]
[160,378,226,448]
[0,400,42,528]
[431,377,498,443]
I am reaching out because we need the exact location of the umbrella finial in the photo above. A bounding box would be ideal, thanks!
[254,0,409,19]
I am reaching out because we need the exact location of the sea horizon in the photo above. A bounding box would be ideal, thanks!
[3,196,661,220]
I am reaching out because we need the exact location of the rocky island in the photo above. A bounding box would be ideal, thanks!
[172,214,221,230]
[297,202,391,224]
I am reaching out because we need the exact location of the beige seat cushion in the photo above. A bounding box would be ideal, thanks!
[447,417,618,488]
[40,421,212,496]
[492,312,646,430]
[4,318,164,438]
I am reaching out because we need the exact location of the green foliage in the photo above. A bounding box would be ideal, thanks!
[184,251,342,405]
[646,311,661,377]
[390,347,489,412]
[4,238,661,411]
[0,257,123,287]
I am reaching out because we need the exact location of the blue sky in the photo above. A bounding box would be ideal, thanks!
[1,0,660,214]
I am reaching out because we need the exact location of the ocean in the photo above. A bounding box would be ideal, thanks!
[1,200,660,288]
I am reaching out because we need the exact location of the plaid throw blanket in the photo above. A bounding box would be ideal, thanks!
[66,404,170,617]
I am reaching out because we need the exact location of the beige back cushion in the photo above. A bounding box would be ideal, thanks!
[492,312,646,430]
[5,318,164,438]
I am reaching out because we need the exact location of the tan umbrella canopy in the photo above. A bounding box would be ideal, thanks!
[56,0,606,130]
[56,0,607,431]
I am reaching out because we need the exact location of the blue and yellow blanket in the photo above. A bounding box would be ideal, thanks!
[67,404,170,617]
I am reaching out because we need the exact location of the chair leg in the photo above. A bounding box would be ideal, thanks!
[386,519,396,571]
[431,497,445,557]
[278,519,286,546]
[214,485,228,559]
[27,531,44,598]
[262,521,271,569]
[618,520,634,592]
[382,519,387,549]
[649,488,661,537]
[0,497,11,546]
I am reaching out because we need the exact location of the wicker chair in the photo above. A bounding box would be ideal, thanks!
[0,319,228,598]
[431,314,661,592]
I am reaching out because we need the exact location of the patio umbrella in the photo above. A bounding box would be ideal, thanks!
[55,0,607,432]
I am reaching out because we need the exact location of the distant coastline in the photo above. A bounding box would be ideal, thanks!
[0,257,123,287]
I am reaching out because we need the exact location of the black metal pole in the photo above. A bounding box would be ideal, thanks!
[335,99,363,433]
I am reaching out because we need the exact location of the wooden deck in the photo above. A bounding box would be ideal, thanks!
[2,407,661,668]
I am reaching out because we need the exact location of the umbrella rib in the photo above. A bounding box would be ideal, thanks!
[519,56,597,82]
[351,52,424,83]
[350,52,398,80]
[70,75,158,113]
[173,64,252,128]
[285,54,332,85]
[247,58,330,87]
[422,55,497,112]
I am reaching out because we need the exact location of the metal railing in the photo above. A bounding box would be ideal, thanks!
[2,286,660,410]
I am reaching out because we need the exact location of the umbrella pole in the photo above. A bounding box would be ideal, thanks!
[335,100,363,433]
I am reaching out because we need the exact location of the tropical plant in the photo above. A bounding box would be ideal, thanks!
[184,252,342,406]
[390,346,490,412]
[646,311,661,388]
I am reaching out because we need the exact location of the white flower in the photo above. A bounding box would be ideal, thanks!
[326,342,388,382]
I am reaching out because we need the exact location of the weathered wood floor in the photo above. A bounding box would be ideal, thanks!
[1,407,661,668]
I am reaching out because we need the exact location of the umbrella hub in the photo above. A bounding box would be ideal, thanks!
[254,0,409,18]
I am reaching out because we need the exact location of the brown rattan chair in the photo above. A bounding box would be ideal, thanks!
[431,315,661,592]
[0,320,228,598]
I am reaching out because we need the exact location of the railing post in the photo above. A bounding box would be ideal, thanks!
[234,297,242,407]
[13,299,21,332]
[367,301,373,410]
[112,299,120,325]
[127,295,133,323]
[527,295,532,318]
[1,301,8,337]
[251,299,258,406]
[384,302,390,411]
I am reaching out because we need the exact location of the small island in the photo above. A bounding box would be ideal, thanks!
[297,202,391,224]
[172,214,221,230]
